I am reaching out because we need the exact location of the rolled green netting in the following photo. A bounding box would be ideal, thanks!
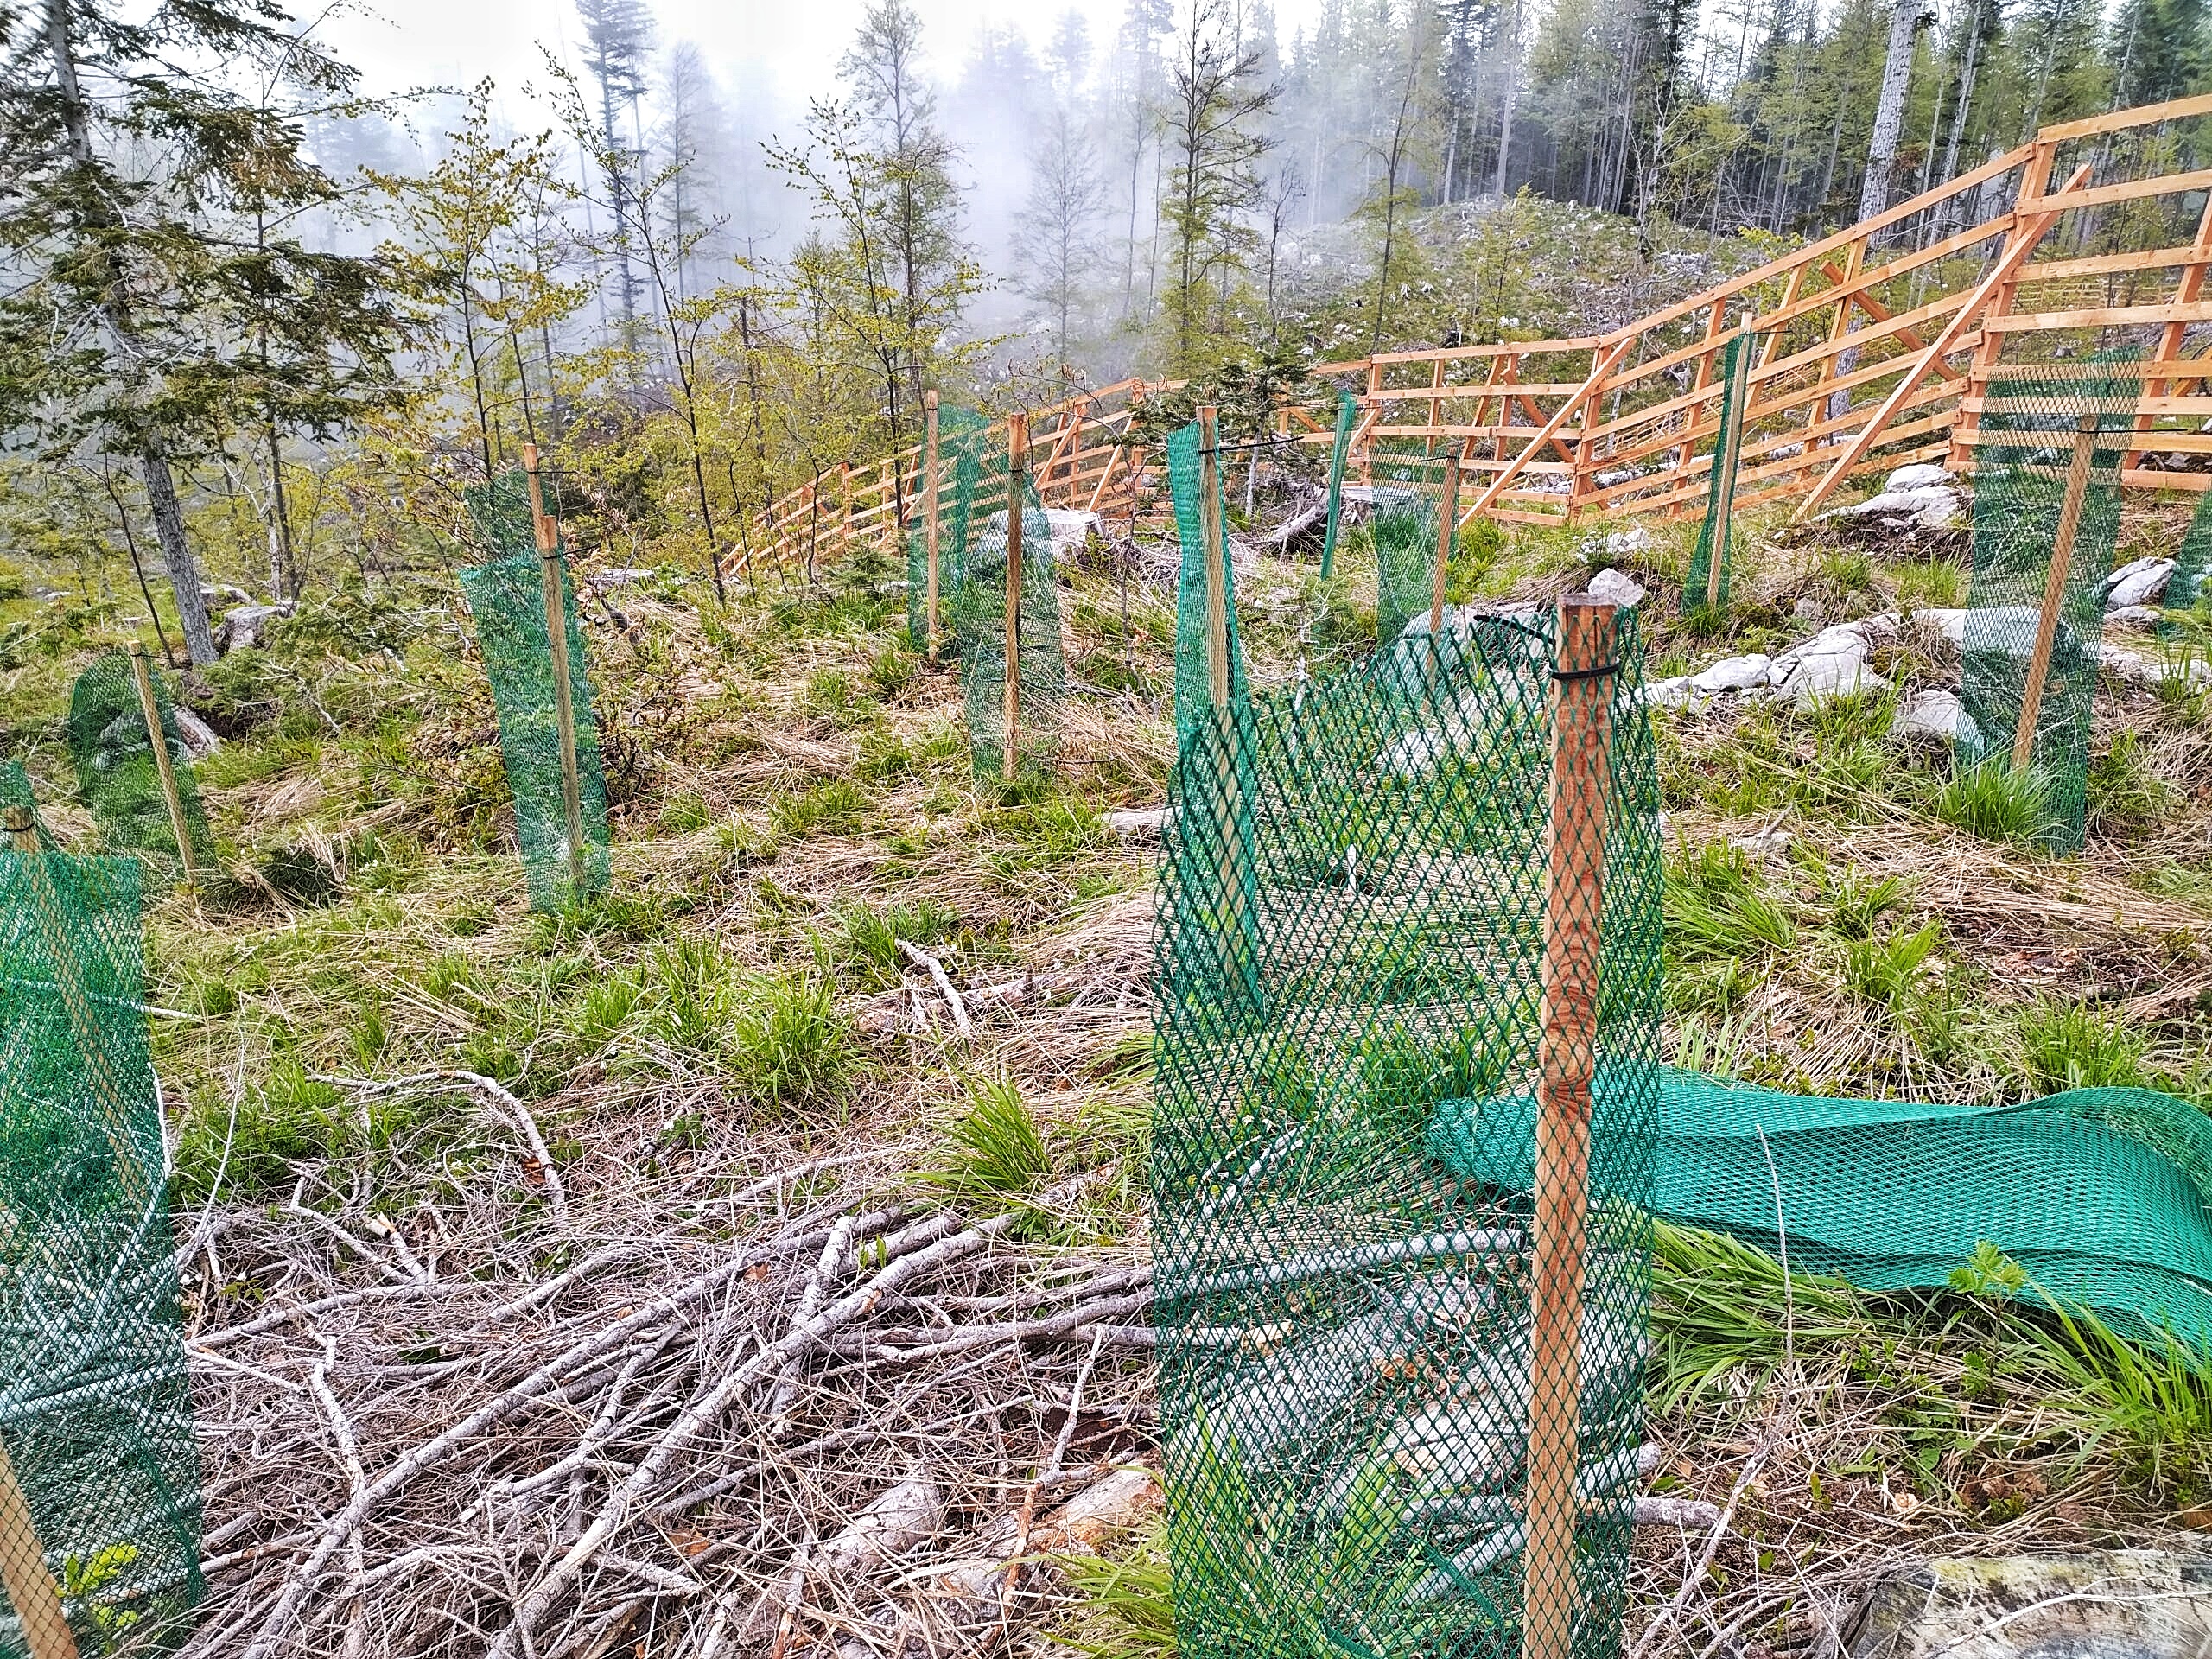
[0,766,54,851]
[456,551,613,912]
[953,432,1067,782]
[1152,605,1663,1659]
[1681,332,1751,614]
[1956,356,2144,855]
[1436,1068,2212,1353]
[0,849,201,1654]
[464,469,537,557]
[1167,422,1251,753]
[908,405,989,654]
[2160,486,2212,636]
[1370,451,1452,648]
[1319,390,1357,582]
[65,656,213,880]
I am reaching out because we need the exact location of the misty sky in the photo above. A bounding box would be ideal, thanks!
[325,0,1332,115]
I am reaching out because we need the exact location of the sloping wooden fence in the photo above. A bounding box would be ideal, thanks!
[727,92,2212,585]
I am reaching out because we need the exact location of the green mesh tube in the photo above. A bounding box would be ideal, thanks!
[1956,356,2144,855]
[1319,391,1357,582]
[65,656,214,880]
[456,552,613,912]
[953,433,1067,782]
[2161,486,2212,637]
[1681,333,1751,615]
[0,849,203,1653]
[1436,1068,2212,1353]
[1167,422,1251,754]
[465,470,537,558]
[908,407,989,653]
[1152,606,1663,1659]
[1371,451,1452,648]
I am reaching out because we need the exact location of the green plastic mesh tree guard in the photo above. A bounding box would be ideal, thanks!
[2160,486,2212,637]
[953,434,1067,781]
[908,405,990,654]
[1371,452,1452,648]
[1319,391,1357,582]
[0,766,54,851]
[464,470,537,557]
[1681,333,1751,614]
[1956,357,2144,855]
[456,551,613,911]
[65,656,213,880]
[1152,603,1662,1659]
[1440,1067,2212,1352]
[0,848,201,1653]
[1168,422,1252,753]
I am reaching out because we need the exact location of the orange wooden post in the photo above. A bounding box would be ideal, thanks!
[1427,439,1467,645]
[0,1434,75,1659]
[1196,408,1232,709]
[2014,415,2100,773]
[1003,414,1027,779]
[1427,358,1446,456]
[1522,595,1619,1659]
[879,458,897,557]
[1675,302,1727,474]
[124,643,200,884]
[922,391,943,664]
[839,461,855,560]
[2127,190,2212,474]
[1706,331,1752,611]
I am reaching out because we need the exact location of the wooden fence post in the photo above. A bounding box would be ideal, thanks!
[1951,140,2056,473]
[1706,332,1752,611]
[1427,438,1467,652]
[0,1430,75,1659]
[523,445,588,901]
[923,391,943,665]
[1196,408,1232,709]
[1522,594,1619,1659]
[125,643,199,884]
[2014,415,2100,773]
[1003,414,1027,780]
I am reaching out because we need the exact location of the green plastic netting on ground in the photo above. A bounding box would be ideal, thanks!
[0,766,54,851]
[1434,1067,2212,1354]
[456,551,613,912]
[464,469,537,558]
[1681,332,1751,614]
[1167,422,1252,753]
[953,432,1067,782]
[908,405,989,655]
[2160,485,2212,638]
[1370,451,1457,649]
[1319,391,1357,582]
[65,655,213,880]
[1152,603,1663,1659]
[0,848,201,1654]
[1956,356,2144,855]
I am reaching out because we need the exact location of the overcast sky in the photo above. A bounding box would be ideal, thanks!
[323,0,1327,120]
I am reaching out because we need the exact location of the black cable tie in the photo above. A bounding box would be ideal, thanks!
[1550,661,1624,683]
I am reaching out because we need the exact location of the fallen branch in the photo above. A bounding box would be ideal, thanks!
[898,941,973,1037]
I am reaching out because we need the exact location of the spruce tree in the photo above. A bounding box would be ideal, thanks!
[0,0,410,661]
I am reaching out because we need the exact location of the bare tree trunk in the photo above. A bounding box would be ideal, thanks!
[141,438,218,664]
[1493,0,1522,197]
[1859,0,1927,222]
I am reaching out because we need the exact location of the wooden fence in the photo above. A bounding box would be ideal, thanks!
[726,92,2212,585]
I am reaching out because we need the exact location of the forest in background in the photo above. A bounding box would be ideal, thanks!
[1,0,2207,664]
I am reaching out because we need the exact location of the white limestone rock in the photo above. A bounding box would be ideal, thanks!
[1770,621,1890,708]
[2107,604,2162,628]
[1891,689,1974,744]
[1641,677,1705,712]
[2103,555,2174,609]
[1586,568,1647,609]
[1688,653,1772,694]
[1885,463,1955,493]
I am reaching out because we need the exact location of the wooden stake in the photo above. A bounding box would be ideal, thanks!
[523,444,589,901]
[2013,414,2101,774]
[125,644,199,884]
[1704,334,1752,612]
[923,391,943,665]
[1196,408,1232,709]
[1428,439,1469,645]
[1003,414,1027,781]
[1523,597,1619,1659]
[0,1435,75,1659]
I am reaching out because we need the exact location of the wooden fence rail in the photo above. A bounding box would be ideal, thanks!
[724,92,2212,587]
